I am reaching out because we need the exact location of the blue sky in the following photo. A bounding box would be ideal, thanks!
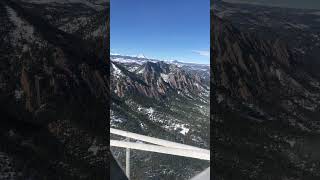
[111,0,210,64]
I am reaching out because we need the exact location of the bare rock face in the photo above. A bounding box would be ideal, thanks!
[212,15,297,101]
[111,60,209,99]
[110,56,210,180]
[20,67,34,112]
[212,12,320,180]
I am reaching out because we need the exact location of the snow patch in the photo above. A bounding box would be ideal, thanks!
[146,107,154,115]
[168,123,190,135]
[140,122,145,129]
[127,66,139,72]
[160,73,169,83]
[6,6,35,45]
[285,22,309,30]
[111,63,123,78]
[163,122,190,135]
[217,94,224,103]
[88,139,99,155]
[286,139,296,148]
[176,124,189,135]
[14,89,23,100]
[137,68,145,74]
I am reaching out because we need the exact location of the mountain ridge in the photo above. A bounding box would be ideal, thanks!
[111,59,209,99]
[212,2,320,179]
[110,54,210,180]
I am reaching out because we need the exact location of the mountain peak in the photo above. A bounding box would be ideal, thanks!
[136,53,147,59]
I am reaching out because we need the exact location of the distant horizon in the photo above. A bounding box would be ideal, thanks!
[111,0,210,64]
[222,0,320,10]
[110,51,210,65]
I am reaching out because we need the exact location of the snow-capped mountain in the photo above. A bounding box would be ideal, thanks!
[136,53,147,59]
[111,54,210,81]
[110,58,210,179]
[111,60,209,99]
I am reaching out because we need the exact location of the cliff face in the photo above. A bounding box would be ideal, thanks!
[0,0,110,179]
[110,57,210,180]
[212,11,320,180]
[111,60,208,99]
[212,15,294,101]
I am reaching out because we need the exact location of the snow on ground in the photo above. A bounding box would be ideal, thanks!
[88,139,99,155]
[110,111,125,127]
[217,94,224,103]
[59,16,90,33]
[110,116,124,124]
[146,107,154,115]
[137,68,145,74]
[285,139,296,148]
[111,57,145,65]
[0,152,19,179]
[284,22,309,30]
[160,73,169,83]
[175,124,190,135]
[164,123,190,135]
[127,66,139,72]
[191,135,204,143]
[6,6,35,45]
[14,89,23,100]
[111,63,123,78]
[140,122,146,129]
[134,105,191,135]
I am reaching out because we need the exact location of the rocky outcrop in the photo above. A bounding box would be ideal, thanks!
[212,15,297,101]
[212,12,320,180]
[111,61,208,99]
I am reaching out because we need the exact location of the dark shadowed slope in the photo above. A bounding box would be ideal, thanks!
[212,13,320,180]
[0,0,111,179]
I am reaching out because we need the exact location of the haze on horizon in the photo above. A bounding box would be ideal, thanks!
[222,0,320,10]
[111,0,210,64]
